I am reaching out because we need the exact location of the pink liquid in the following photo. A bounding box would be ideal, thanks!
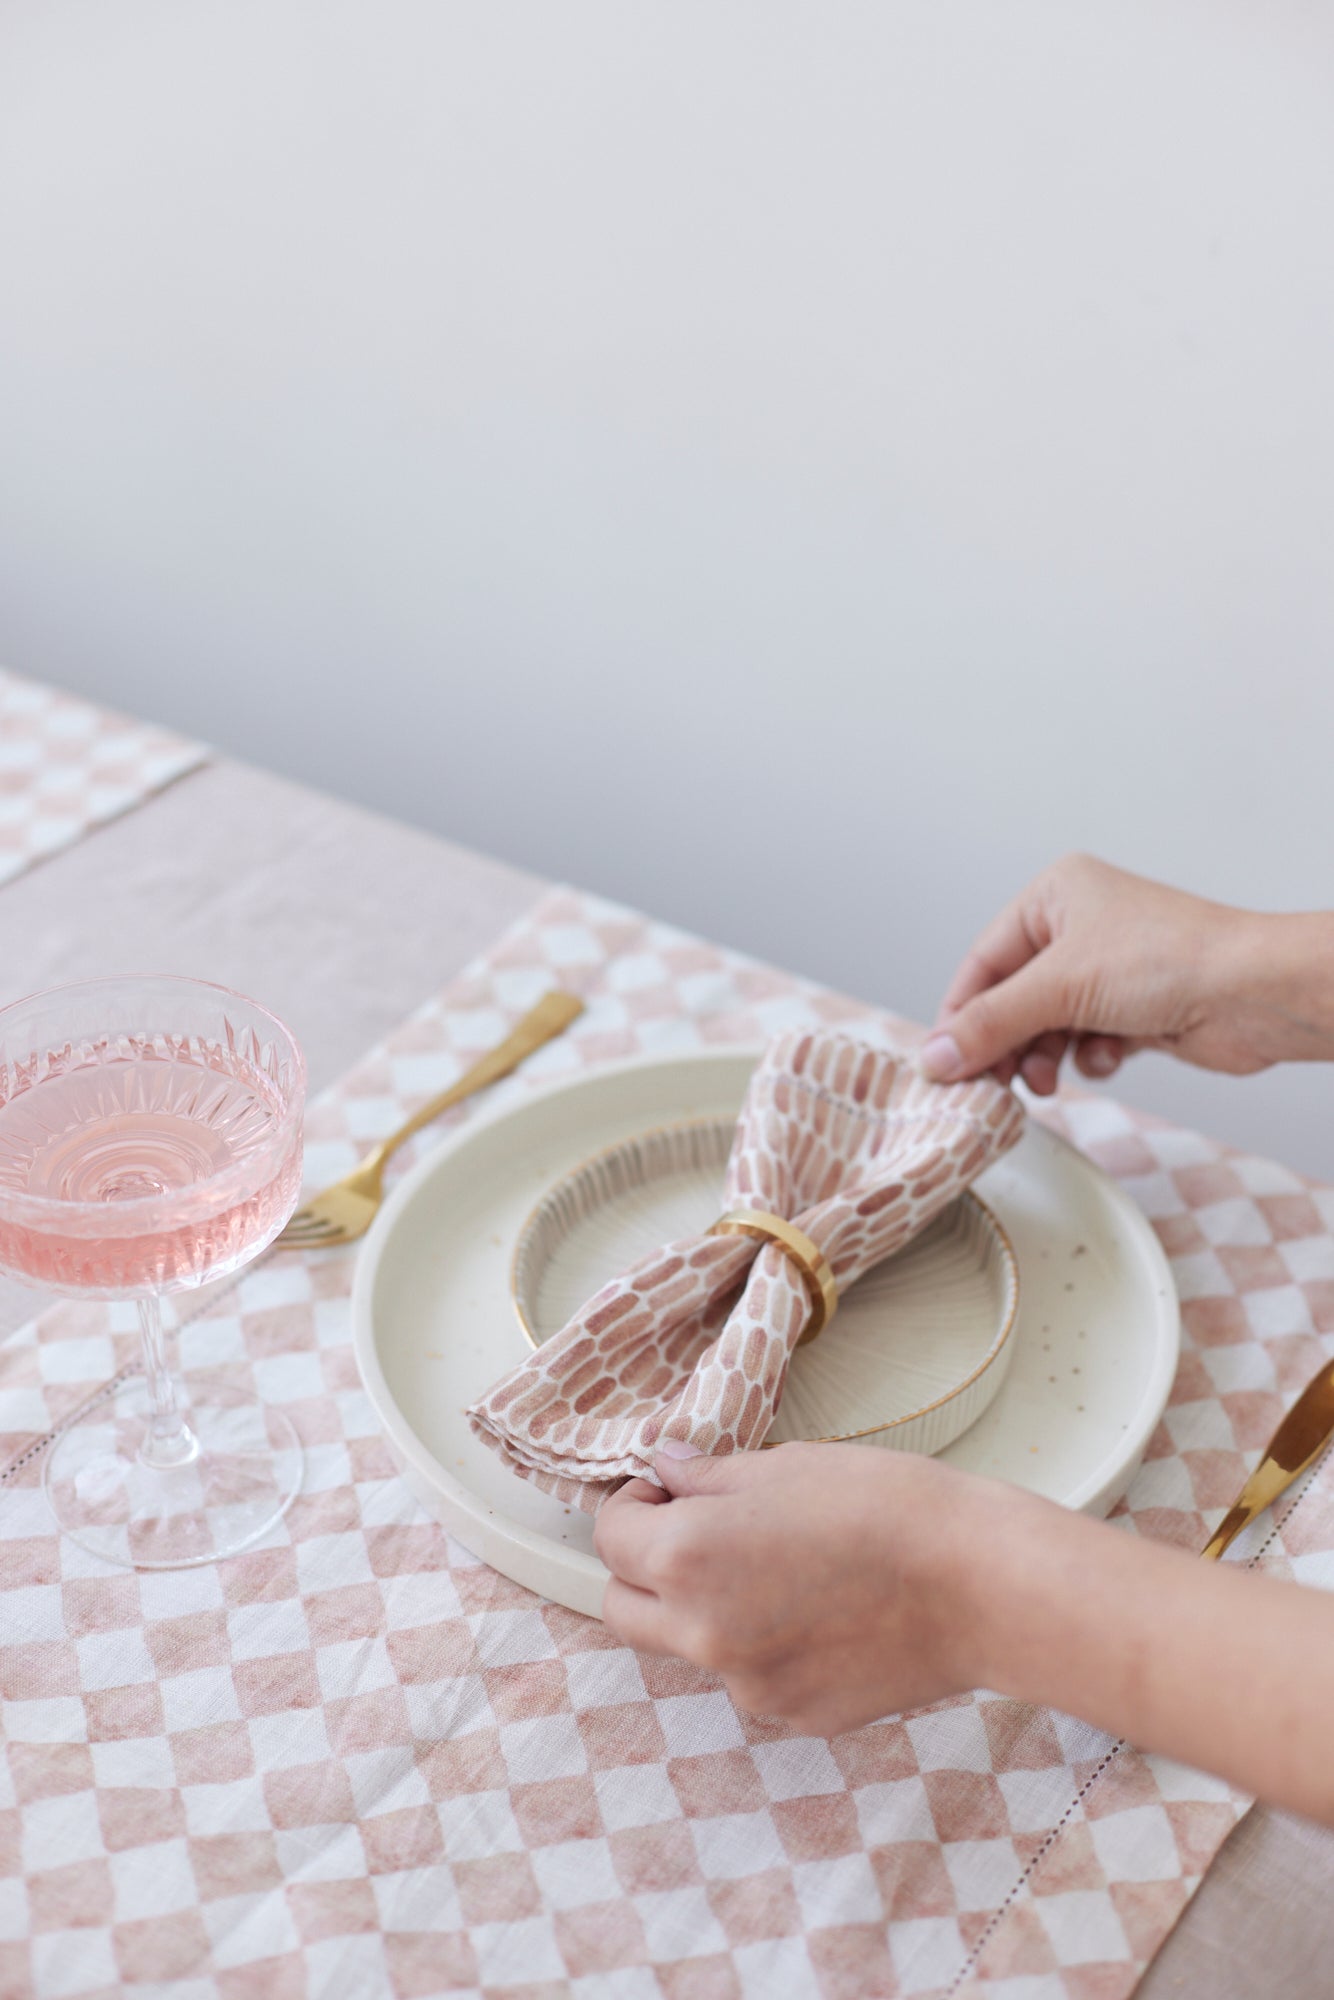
[0,1052,300,1293]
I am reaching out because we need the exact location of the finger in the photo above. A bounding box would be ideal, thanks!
[937,895,1050,1020]
[653,1441,758,1499]
[1074,1033,1125,1080]
[601,1576,674,1655]
[922,954,1071,1082]
[594,1484,671,1588]
[1019,1030,1069,1097]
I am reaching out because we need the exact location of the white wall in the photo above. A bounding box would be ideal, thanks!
[2,1,1333,1171]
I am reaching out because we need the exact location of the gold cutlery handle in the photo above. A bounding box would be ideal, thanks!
[372,991,584,1168]
[1200,1359,1334,1561]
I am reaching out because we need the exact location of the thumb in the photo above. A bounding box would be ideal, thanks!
[653,1439,748,1498]
[922,956,1072,1081]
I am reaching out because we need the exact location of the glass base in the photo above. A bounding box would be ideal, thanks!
[43,1378,303,1569]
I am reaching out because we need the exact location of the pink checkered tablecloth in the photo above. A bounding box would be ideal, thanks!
[0,669,205,887]
[2,887,1332,2000]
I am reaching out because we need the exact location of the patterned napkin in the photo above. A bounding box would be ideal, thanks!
[468,1029,1025,1508]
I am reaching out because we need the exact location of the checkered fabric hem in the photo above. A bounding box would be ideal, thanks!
[2,886,1331,2000]
[0,668,205,887]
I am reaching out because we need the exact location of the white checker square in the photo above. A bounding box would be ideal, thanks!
[889,1914,969,1993]
[138,1565,223,1618]
[158,1667,241,1733]
[3,1696,86,1743]
[0,1876,29,1943]
[36,1336,116,1384]
[1170,1252,1232,1301]
[1282,1236,1334,1283]
[530,1836,620,1910]
[748,1736,844,1801]
[274,1822,367,1882]
[1089,1804,1181,1882]
[203,1888,302,1967]
[468,1607,556,1667]
[906,1702,992,1774]
[302,1442,353,1493]
[943,1835,1023,1911]
[1117,1172,1185,1221]
[315,1634,397,1702]
[295,1533,375,1593]
[21,1792,105,1872]
[30,1927,119,1999]
[181,1778,272,1838]
[434,1787,524,1859]
[369,1863,465,1933]
[303,1933,390,2000]
[499,1712,587,1782]
[91,1734,174,1789]
[1050,1713,1117,1765]
[403,1677,492,1741]
[653,1691,746,1758]
[1164,1399,1237,1453]
[570,1970,661,2000]
[1122,1453,1196,1512]
[1234,1156,1305,1196]
[1194,1198,1270,1248]
[564,1649,649,1710]
[1290,1550,1334,1591]
[345,1747,430,1819]
[1201,1344,1277,1393]
[997,1765,1082,1835]
[689,1810,786,1879]
[247,1707,333,1771]
[853,1776,935,1845]
[470,1914,567,1984]
[635,1884,729,1959]
[1242,1286,1312,1338]
[1140,1755,1239,1806]
[242,1261,316,1311]
[735,1934,821,1999]
[591,1764,683,1833]
[1037,1887,1132,1965]
[792,1852,883,1925]
[226,1597,312,1659]
[178,1318,247,1369]
[252,1351,326,1403]
[109,1837,197,1919]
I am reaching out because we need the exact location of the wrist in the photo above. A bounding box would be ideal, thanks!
[1220,909,1334,1064]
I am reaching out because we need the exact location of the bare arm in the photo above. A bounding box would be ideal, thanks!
[596,1445,1334,1825]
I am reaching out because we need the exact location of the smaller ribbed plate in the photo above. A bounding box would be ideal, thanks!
[511,1117,1019,1455]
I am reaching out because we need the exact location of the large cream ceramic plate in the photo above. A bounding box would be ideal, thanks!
[352,1049,1180,1618]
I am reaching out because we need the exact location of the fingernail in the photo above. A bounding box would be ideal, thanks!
[1085,1046,1118,1077]
[657,1439,703,1460]
[921,1033,963,1081]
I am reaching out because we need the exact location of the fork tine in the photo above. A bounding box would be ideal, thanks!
[277,1220,344,1248]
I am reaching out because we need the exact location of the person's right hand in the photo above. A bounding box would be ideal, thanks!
[921,853,1334,1096]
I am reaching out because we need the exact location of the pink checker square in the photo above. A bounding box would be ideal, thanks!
[383,1930,479,1997]
[361,1806,446,1875]
[972,1901,1060,1979]
[655,1957,745,2000]
[363,1524,453,1577]
[980,1703,1067,1773]
[553,1898,648,1976]
[324,1686,414,1755]
[708,1868,801,1945]
[0,1641,79,1702]
[387,1620,481,1683]
[98,1785,186,1852]
[264,1760,359,1829]
[0,1536,60,1589]
[61,1575,142,1636]
[114,1908,211,1983]
[578,1701,669,1769]
[414,1729,507,1800]
[217,1954,307,2000]
[830,1723,919,1789]
[923,1770,1012,1844]
[772,1794,862,1863]
[510,1775,604,1847]
[483,1660,571,1722]
[870,1839,957,1919]
[232,1650,322,1717]
[27,1856,114,1932]
[608,1822,702,1895]
[1110,1876,1191,1961]
[454,1852,541,1925]
[171,1720,255,1786]
[83,1682,166,1742]
[221,1546,301,1606]
[304,1583,386,1646]
[669,1750,767,1819]
[9,1741,94,1804]
[0,1809,20,1877]
[144,1609,230,1677]
[287,1877,379,1943]
[189,1831,283,1900]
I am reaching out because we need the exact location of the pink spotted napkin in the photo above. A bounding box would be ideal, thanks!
[468,1029,1025,1507]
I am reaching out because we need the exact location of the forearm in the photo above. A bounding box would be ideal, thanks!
[1220,908,1334,1064]
[953,1490,1334,1825]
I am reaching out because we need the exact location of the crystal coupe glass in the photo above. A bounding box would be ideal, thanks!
[0,976,306,1568]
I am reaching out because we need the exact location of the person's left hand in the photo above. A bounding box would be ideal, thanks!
[593,1439,992,1735]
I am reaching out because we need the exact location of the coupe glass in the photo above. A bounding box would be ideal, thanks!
[0,975,306,1568]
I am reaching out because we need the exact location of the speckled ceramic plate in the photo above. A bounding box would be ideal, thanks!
[352,1049,1179,1617]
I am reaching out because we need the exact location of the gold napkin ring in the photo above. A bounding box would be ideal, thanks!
[708,1209,839,1344]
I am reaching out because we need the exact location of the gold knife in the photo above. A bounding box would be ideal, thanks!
[1200,1358,1334,1561]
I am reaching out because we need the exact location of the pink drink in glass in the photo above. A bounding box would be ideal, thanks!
[0,977,306,1569]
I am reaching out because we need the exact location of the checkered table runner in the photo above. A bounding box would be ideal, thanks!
[0,669,205,887]
[2,886,1332,2000]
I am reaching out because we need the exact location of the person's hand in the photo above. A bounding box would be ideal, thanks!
[920,853,1334,1096]
[594,1440,993,1735]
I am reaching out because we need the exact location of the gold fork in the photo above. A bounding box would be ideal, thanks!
[276,989,585,1251]
[1200,1357,1334,1560]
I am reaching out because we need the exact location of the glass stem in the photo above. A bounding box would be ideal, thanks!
[136,1293,199,1469]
